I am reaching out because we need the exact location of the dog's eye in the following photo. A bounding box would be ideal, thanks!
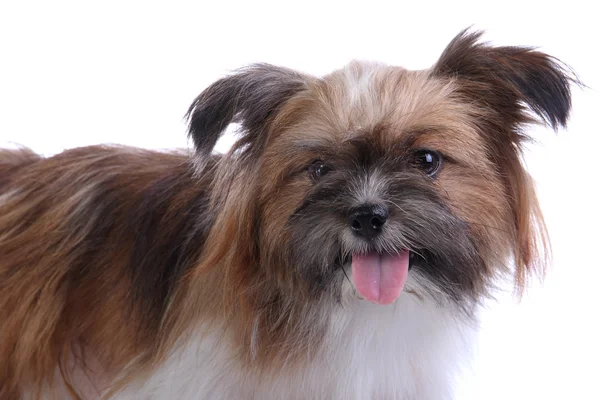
[308,160,330,180]
[411,149,442,177]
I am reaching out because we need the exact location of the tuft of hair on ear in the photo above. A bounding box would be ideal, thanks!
[185,64,309,163]
[433,28,579,132]
[507,152,551,296]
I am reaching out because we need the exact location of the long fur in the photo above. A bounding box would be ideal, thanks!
[0,29,575,399]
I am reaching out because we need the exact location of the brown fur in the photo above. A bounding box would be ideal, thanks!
[0,30,575,398]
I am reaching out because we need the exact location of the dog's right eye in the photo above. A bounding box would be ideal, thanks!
[308,160,330,180]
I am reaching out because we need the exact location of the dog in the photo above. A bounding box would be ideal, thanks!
[0,29,575,399]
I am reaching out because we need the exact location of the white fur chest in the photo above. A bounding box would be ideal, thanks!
[115,292,476,400]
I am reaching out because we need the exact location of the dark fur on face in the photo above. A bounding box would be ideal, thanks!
[0,29,576,398]
[278,141,485,306]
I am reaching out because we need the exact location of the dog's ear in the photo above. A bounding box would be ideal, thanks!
[186,64,309,160]
[433,29,575,133]
[434,29,577,292]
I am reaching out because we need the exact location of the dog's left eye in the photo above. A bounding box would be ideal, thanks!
[308,160,330,180]
[411,149,443,177]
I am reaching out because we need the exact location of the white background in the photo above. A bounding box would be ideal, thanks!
[1,1,598,398]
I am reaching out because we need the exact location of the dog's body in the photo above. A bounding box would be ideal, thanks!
[2,147,473,400]
[0,30,574,399]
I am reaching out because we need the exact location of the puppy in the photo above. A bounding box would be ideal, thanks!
[0,30,575,399]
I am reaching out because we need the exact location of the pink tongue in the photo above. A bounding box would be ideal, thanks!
[351,251,409,305]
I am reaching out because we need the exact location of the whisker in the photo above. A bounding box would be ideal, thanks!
[341,265,354,291]
[465,221,511,235]
[386,199,407,213]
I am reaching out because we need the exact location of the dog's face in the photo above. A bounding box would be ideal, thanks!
[256,67,496,308]
[187,31,573,313]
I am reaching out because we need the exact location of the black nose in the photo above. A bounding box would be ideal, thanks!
[348,204,388,239]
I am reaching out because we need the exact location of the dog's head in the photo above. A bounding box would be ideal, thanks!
[186,30,574,315]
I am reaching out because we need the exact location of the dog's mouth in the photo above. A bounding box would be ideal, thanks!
[337,250,415,305]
